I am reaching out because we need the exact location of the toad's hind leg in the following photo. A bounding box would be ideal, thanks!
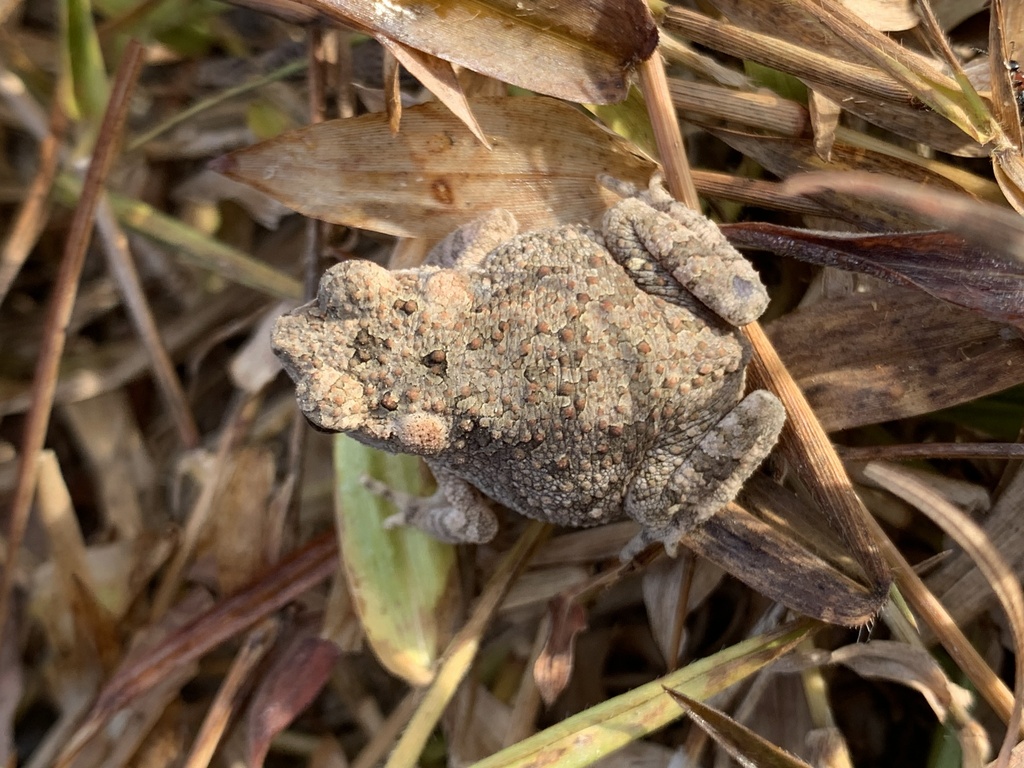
[621,390,785,561]
[603,197,768,327]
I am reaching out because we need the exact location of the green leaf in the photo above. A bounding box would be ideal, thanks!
[58,0,109,121]
[470,619,817,768]
[334,437,457,685]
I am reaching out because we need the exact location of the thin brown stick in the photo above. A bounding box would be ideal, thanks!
[744,324,892,600]
[182,618,281,768]
[840,442,1024,461]
[384,522,551,767]
[94,201,200,448]
[866,462,1024,767]
[693,170,831,216]
[0,95,67,305]
[638,54,699,209]
[0,39,146,637]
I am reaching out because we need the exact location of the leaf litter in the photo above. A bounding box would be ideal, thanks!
[1,0,1024,767]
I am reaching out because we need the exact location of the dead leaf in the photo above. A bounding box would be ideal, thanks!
[377,37,490,147]
[684,500,883,626]
[723,223,1024,329]
[783,171,1024,261]
[0,607,21,768]
[807,90,840,161]
[204,446,276,594]
[666,6,987,156]
[292,0,657,104]
[214,96,657,239]
[533,594,587,706]
[766,288,1024,431]
[710,130,974,230]
[641,554,724,667]
[864,464,1024,767]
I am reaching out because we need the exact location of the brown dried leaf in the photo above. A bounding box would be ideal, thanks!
[378,38,490,147]
[666,6,986,156]
[723,223,1024,329]
[533,595,587,706]
[926,466,1024,635]
[807,90,840,162]
[246,632,340,767]
[641,554,724,667]
[684,501,882,626]
[204,446,276,594]
[766,288,1024,432]
[294,0,657,104]
[785,640,989,767]
[664,687,814,768]
[0,609,21,768]
[62,390,154,537]
[990,0,1024,147]
[838,0,919,31]
[214,96,657,239]
[993,150,1024,216]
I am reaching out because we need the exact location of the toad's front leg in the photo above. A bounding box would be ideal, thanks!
[620,389,786,560]
[378,465,500,544]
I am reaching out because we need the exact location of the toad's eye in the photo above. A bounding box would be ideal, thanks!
[421,349,448,376]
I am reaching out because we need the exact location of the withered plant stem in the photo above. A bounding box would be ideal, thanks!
[0,39,146,646]
[57,531,338,767]
[638,54,698,208]
[95,201,201,448]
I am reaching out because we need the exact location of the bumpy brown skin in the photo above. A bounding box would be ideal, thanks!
[272,184,785,558]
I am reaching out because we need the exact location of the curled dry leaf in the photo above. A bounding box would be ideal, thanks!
[533,595,587,706]
[926,466,1024,635]
[783,171,1024,263]
[723,223,1024,329]
[785,640,989,767]
[766,288,1024,432]
[642,554,724,668]
[214,96,657,240]
[294,0,657,104]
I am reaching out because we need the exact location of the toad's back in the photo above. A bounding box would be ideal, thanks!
[430,226,748,527]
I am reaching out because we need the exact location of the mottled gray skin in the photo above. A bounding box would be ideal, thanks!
[272,182,785,558]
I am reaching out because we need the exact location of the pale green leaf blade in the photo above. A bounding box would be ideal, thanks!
[334,436,457,686]
[470,619,816,768]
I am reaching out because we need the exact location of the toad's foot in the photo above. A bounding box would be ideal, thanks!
[375,467,499,544]
[621,389,786,561]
